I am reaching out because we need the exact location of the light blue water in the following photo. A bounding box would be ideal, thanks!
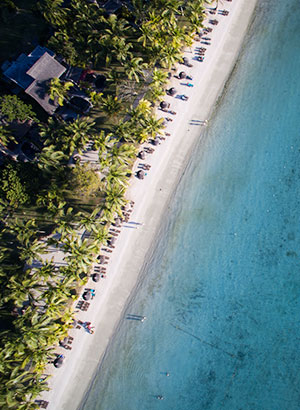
[81,1,300,409]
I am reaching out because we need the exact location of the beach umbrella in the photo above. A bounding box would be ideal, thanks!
[168,87,177,96]
[138,151,146,160]
[137,170,145,179]
[153,138,160,146]
[83,291,91,301]
[92,273,100,282]
[108,236,116,246]
[97,255,105,264]
[179,71,186,79]
[183,57,189,64]
[54,356,64,368]
[160,101,169,110]
[114,217,122,227]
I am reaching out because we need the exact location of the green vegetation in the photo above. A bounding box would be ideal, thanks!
[0,95,38,123]
[47,78,74,106]
[0,0,208,408]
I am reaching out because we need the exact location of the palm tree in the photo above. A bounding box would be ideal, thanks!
[124,57,147,83]
[78,207,102,233]
[90,225,110,246]
[47,78,74,106]
[105,164,131,188]
[105,185,127,216]
[102,14,131,37]
[93,130,112,154]
[62,235,99,268]
[18,239,46,266]
[151,68,169,87]
[5,218,37,245]
[113,121,134,143]
[38,145,67,173]
[54,206,79,239]
[100,95,123,119]
[138,24,155,47]
[160,44,182,68]
[148,83,165,102]
[144,115,165,139]
[63,118,96,155]
[136,98,153,117]
[107,143,137,167]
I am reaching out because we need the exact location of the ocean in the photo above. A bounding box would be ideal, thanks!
[81,1,300,409]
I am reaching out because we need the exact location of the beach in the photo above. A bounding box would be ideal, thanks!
[41,1,259,408]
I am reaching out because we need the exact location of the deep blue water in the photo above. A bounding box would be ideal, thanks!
[81,1,300,409]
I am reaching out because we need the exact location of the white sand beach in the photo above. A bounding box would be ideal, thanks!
[41,1,258,408]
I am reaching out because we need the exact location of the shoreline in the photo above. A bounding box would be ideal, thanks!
[42,1,259,408]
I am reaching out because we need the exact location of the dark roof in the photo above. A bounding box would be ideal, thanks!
[3,46,66,115]
[3,46,55,89]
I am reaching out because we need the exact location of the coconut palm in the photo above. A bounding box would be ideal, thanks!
[105,164,131,188]
[48,78,74,106]
[93,130,112,154]
[90,225,110,246]
[113,121,134,143]
[107,143,137,167]
[78,207,102,233]
[148,83,165,102]
[38,145,67,173]
[54,206,79,239]
[5,218,37,245]
[138,24,155,47]
[151,68,169,86]
[18,239,46,266]
[144,115,165,139]
[100,95,123,119]
[124,57,147,83]
[105,185,127,216]
[102,14,131,37]
[62,118,96,155]
[136,98,153,117]
[160,44,182,68]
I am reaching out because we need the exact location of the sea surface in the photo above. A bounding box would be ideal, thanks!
[81,1,300,409]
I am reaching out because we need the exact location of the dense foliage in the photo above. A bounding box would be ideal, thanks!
[0,95,38,123]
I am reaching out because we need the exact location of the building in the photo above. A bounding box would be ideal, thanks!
[2,46,67,115]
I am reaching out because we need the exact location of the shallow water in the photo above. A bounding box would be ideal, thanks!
[81,1,300,409]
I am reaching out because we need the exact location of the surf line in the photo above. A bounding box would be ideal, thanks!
[171,324,236,359]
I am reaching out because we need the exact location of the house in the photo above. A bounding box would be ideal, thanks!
[2,46,73,115]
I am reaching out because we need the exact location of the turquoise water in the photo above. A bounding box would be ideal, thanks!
[81,1,300,409]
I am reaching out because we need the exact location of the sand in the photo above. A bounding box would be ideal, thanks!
[41,1,258,408]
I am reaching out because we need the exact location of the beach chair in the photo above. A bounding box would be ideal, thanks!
[76,300,83,309]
